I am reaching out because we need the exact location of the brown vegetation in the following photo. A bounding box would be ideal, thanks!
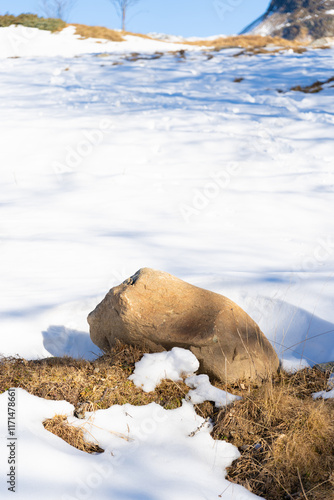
[0,14,65,32]
[1,344,333,499]
[70,25,157,43]
[43,414,104,454]
[184,34,306,52]
[71,24,124,42]
[0,343,189,411]
[64,24,311,55]
[213,369,334,500]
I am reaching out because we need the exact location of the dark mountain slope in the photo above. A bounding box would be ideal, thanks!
[242,0,334,40]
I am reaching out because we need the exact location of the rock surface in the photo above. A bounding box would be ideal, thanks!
[314,361,334,373]
[88,268,279,383]
[242,0,334,41]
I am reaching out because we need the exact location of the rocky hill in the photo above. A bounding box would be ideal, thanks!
[242,0,334,41]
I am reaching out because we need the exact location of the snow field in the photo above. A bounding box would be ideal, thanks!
[1,41,333,368]
[0,25,334,498]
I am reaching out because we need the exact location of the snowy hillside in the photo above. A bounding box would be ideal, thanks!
[0,25,333,368]
[0,24,334,499]
[0,24,202,58]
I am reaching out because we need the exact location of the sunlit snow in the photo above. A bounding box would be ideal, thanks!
[0,25,334,499]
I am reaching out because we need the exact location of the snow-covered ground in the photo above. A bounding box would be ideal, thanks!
[0,25,201,58]
[0,26,333,368]
[0,25,334,499]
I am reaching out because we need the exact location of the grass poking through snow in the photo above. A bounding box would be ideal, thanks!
[0,342,189,411]
[72,24,124,42]
[1,344,333,499]
[184,35,307,53]
[43,414,104,454]
[214,370,334,500]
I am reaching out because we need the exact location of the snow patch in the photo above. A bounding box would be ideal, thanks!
[0,389,261,499]
[185,374,242,407]
[280,357,311,373]
[42,325,101,361]
[129,349,241,406]
[313,373,334,400]
[129,347,200,392]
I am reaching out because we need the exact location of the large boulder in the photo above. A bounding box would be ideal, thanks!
[88,268,279,383]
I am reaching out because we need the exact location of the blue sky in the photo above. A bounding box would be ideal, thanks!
[2,0,269,37]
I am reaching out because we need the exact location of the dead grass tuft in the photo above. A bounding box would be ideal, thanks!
[43,414,104,454]
[213,369,334,500]
[71,24,124,42]
[0,342,188,412]
[69,24,158,43]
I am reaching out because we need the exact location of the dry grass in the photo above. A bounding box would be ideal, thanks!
[71,24,124,42]
[64,25,310,56]
[184,35,306,53]
[0,342,189,412]
[1,346,334,499]
[213,369,334,500]
[70,24,158,43]
[43,414,104,454]
[0,342,190,456]
[0,14,66,32]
